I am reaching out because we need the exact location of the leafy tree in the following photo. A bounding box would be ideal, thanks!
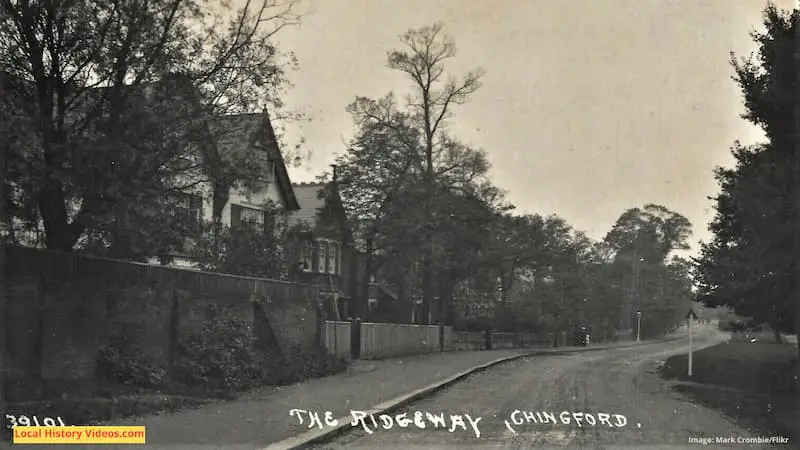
[603,204,693,337]
[495,215,596,333]
[0,0,302,256]
[484,213,552,303]
[189,201,310,280]
[693,4,799,351]
[604,204,692,264]
[334,102,422,316]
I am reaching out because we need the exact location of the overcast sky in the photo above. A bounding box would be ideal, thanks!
[261,0,795,255]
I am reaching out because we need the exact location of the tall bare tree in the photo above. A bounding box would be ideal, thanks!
[345,22,485,322]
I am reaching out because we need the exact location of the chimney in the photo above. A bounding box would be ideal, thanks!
[331,164,338,183]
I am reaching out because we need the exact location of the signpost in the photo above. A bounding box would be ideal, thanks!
[686,309,698,377]
[636,311,642,343]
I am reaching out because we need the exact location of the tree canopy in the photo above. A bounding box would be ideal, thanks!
[1,0,302,258]
[693,4,799,351]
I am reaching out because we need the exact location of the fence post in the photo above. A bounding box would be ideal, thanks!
[484,328,492,350]
[350,317,361,360]
[314,289,323,346]
[439,323,444,352]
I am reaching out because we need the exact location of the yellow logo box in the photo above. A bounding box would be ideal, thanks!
[12,426,146,444]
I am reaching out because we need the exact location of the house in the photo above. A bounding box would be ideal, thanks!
[0,71,300,262]
[155,111,301,268]
[286,174,417,323]
[285,175,361,320]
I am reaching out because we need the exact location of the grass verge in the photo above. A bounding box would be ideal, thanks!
[659,338,799,445]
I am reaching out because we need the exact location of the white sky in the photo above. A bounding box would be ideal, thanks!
[253,0,797,255]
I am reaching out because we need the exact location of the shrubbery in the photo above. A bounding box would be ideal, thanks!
[172,318,280,395]
[95,317,347,399]
[95,334,166,389]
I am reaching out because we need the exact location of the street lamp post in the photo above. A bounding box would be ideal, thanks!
[636,311,642,344]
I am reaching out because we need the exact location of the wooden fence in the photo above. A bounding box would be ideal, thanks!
[322,321,574,360]
[323,321,352,361]
[360,323,443,359]
[322,321,449,360]
[452,331,563,350]
[452,331,486,351]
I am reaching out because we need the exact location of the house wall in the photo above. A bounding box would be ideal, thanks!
[221,180,286,226]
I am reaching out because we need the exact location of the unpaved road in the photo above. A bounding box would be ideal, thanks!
[313,329,790,449]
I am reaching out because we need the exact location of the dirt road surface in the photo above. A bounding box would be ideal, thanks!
[313,329,790,449]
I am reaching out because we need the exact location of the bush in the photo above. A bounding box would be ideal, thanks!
[95,334,166,389]
[174,318,281,395]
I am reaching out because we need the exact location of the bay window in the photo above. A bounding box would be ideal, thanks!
[300,240,314,272]
[318,240,328,273]
[327,242,338,274]
[315,239,340,275]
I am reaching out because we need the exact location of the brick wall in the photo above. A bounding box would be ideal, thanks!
[2,246,322,400]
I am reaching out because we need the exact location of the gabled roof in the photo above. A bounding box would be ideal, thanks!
[288,182,327,228]
[209,113,299,211]
[287,181,353,241]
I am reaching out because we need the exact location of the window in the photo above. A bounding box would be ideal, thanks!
[327,242,338,274]
[300,241,314,272]
[314,239,340,275]
[174,193,202,232]
[231,204,273,235]
[239,206,264,226]
[318,241,328,273]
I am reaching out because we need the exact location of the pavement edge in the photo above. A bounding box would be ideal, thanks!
[258,351,535,450]
[258,338,685,450]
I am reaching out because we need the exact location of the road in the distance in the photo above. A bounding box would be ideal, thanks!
[313,329,779,449]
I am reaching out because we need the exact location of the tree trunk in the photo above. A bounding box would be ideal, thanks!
[421,256,432,324]
[772,326,783,344]
[437,274,456,326]
[38,180,77,251]
[793,23,800,360]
